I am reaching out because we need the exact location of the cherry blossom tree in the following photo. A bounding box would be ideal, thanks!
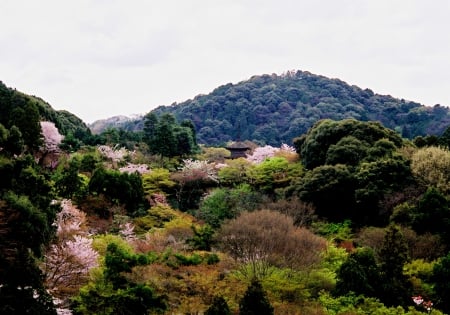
[40,121,63,152]
[246,144,297,164]
[43,200,99,298]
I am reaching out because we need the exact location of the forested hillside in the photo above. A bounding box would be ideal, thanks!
[4,80,450,314]
[0,81,92,144]
[95,70,450,146]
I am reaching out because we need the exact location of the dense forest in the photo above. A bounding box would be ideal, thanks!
[91,70,450,146]
[3,79,450,314]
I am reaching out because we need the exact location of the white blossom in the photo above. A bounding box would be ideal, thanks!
[119,163,150,174]
[181,158,218,182]
[40,121,63,152]
[97,144,132,162]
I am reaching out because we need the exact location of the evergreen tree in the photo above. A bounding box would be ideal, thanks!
[239,279,274,315]
[205,296,231,315]
[377,224,412,307]
[335,247,381,297]
[432,252,450,313]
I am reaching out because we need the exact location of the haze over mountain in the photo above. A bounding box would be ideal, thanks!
[91,70,450,146]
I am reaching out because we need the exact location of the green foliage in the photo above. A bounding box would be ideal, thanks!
[218,158,252,186]
[248,157,302,196]
[311,220,353,241]
[143,113,197,158]
[0,154,57,314]
[261,268,310,304]
[297,118,403,170]
[141,168,176,196]
[205,296,231,315]
[412,187,450,241]
[52,157,84,199]
[239,279,274,315]
[433,253,450,313]
[318,291,432,315]
[73,242,166,314]
[187,224,215,251]
[114,71,450,146]
[296,164,355,221]
[89,167,145,214]
[335,247,381,297]
[133,203,178,232]
[378,224,412,307]
[411,146,450,194]
[72,281,166,315]
[195,185,263,228]
[173,253,203,266]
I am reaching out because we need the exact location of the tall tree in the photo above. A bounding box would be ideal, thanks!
[239,279,274,315]
[377,224,412,307]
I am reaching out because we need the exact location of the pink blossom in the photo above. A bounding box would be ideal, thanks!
[119,222,136,242]
[40,121,63,152]
[119,163,150,174]
[97,145,133,162]
[181,159,218,182]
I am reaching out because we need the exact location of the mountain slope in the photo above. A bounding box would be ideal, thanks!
[95,70,450,145]
[0,81,91,140]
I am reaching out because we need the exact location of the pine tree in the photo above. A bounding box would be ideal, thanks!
[377,224,412,307]
[239,279,274,315]
[205,296,231,315]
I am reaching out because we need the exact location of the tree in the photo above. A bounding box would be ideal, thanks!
[143,113,197,158]
[0,188,57,314]
[295,119,403,169]
[411,146,450,194]
[334,248,381,297]
[377,224,412,307]
[10,101,42,152]
[72,243,167,315]
[205,296,231,315]
[247,157,302,196]
[143,112,158,149]
[296,164,355,221]
[239,279,274,315]
[412,187,450,245]
[217,210,326,279]
[432,252,450,313]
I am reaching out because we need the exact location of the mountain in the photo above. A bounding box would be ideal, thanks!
[0,80,91,140]
[89,114,144,134]
[94,70,450,146]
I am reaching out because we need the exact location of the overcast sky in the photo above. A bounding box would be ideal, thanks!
[1,1,449,123]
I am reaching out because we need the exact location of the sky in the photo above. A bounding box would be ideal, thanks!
[1,1,450,123]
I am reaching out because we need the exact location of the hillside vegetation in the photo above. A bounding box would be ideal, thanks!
[3,80,450,314]
[94,70,450,146]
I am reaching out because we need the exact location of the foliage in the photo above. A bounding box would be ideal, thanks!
[295,118,404,169]
[89,166,145,214]
[412,187,450,243]
[334,247,381,297]
[218,210,326,279]
[378,224,413,307]
[318,291,441,315]
[43,200,98,298]
[141,168,176,196]
[205,296,231,315]
[187,224,215,251]
[72,242,167,315]
[143,112,197,158]
[196,185,264,228]
[239,279,274,315]
[411,146,450,194]
[218,158,253,186]
[247,156,302,196]
[0,156,57,313]
[432,253,450,313]
[105,71,450,145]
